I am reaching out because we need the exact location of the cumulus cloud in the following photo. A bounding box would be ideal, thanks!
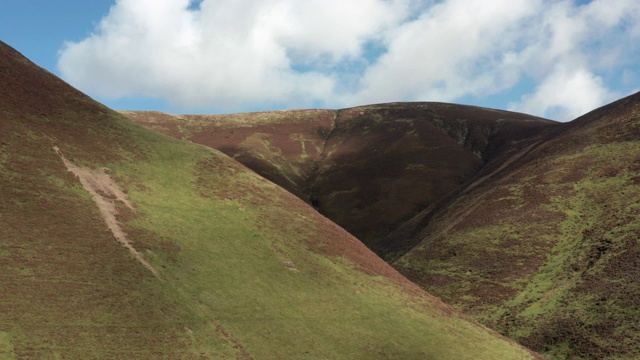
[508,66,618,120]
[59,0,411,109]
[58,0,640,120]
[352,0,541,104]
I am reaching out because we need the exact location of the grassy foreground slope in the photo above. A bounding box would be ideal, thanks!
[0,42,539,358]
[125,104,553,256]
[394,92,640,359]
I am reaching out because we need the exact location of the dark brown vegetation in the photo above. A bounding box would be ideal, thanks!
[125,103,554,257]
[0,40,541,359]
[4,33,638,358]
[392,92,640,359]
[127,83,640,359]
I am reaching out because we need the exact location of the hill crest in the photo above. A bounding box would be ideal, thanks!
[392,90,640,358]
[125,77,640,358]
[124,102,555,256]
[0,40,540,359]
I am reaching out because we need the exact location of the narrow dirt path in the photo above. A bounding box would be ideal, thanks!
[53,146,158,277]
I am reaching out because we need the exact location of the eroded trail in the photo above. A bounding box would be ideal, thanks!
[53,146,158,277]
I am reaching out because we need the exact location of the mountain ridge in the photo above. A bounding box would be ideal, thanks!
[126,81,640,359]
[1,40,540,359]
[393,90,640,359]
[124,102,555,256]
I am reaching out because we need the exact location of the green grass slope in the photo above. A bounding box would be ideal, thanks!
[393,92,640,359]
[125,103,554,257]
[0,42,539,358]
[122,109,335,201]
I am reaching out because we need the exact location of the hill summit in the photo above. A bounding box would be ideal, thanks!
[124,102,554,257]
[127,81,640,359]
[392,91,640,359]
[0,41,540,359]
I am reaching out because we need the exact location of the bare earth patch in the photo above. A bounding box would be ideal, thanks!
[53,146,158,277]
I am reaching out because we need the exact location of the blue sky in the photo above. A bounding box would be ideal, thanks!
[0,0,170,111]
[1,0,639,121]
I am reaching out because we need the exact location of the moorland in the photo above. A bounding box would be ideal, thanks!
[2,38,639,359]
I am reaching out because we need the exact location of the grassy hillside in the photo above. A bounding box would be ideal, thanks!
[122,109,335,201]
[393,92,640,359]
[125,103,553,257]
[0,42,540,358]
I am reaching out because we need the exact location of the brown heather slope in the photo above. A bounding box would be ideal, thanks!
[0,41,541,359]
[124,104,554,257]
[393,91,640,359]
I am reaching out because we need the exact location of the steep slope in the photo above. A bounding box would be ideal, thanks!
[393,92,640,359]
[122,109,335,201]
[313,104,554,256]
[0,42,540,358]
[124,104,554,256]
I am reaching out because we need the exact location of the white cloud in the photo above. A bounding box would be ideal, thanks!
[58,0,411,110]
[351,0,541,104]
[58,0,640,119]
[508,66,618,120]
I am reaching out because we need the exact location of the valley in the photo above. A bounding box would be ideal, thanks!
[127,88,640,359]
[2,37,639,359]
[0,40,541,359]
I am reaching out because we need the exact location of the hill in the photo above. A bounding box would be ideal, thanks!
[0,41,540,358]
[392,92,640,359]
[124,78,640,359]
[124,104,554,257]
